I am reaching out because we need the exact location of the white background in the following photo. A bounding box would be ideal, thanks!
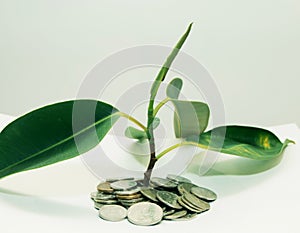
[0,0,299,126]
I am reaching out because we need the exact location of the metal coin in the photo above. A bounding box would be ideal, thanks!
[177,197,203,213]
[110,180,137,190]
[163,209,176,216]
[167,174,191,183]
[95,199,118,204]
[127,202,163,226]
[120,197,144,204]
[116,193,142,200]
[114,188,140,195]
[94,193,116,201]
[90,192,99,200]
[191,186,217,202]
[150,177,177,189]
[173,213,197,221]
[140,187,158,202]
[94,202,104,210]
[164,210,187,220]
[99,204,127,222]
[156,191,182,209]
[177,182,195,195]
[106,177,134,182]
[97,182,114,193]
[183,192,210,211]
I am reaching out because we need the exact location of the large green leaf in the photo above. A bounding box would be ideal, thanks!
[172,100,210,138]
[0,100,120,178]
[187,125,294,160]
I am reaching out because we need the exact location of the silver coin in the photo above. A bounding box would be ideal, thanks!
[127,202,163,226]
[120,197,144,204]
[150,177,177,189]
[163,209,176,216]
[106,177,134,182]
[94,193,116,201]
[167,174,191,183]
[164,210,187,220]
[157,191,182,209]
[110,180,137,190]
[183,192,210,211]
[99,205,127,222]
[173,213,197,221]
[114,188,140,195]
[140,187,158,202]
[177,197,203,213]
[191,186,217,202]
[95,199,118,204]
[177,182,195,195]
[94,202,104,210]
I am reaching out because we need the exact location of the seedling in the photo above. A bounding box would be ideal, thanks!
[0,24,293,186]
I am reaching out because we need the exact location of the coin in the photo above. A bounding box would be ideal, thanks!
[114,188,140,195]
[177,182,195,195]
[99,205,127,222]
[183,192,210,211]
[116,193,142,200]
[163,209,176,216]
[94,202,103,210]
[127,202,163,226]
[164,210,187,220]
[94,193,116,201]
[150,177,177,189]
[110,180,137,190]
[140,187,158,202]
[95,199,118,204]
[106,177,134,182]
[157,191,182,209]
[173,213,197,221]
[177,197,203,213]
[167,174,191,183]
[191,186,217,202]
[120,197,144,204]
[97,182,114,193]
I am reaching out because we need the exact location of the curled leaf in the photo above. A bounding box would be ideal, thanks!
[187,125,294,160]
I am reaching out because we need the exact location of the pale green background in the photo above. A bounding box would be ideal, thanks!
[0,0,299,126]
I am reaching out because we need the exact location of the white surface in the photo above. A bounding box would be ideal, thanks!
[0,113,300,233]
[0,0,299,127]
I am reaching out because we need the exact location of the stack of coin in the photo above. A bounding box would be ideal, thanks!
[90,175,217,226]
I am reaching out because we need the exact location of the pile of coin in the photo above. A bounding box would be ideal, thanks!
[90,175,217,226]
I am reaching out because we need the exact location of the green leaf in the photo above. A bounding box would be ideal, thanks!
[0,100,120,179]
[166,78,183,99]
[172,100,210,138]
[125,127,147,142]
[187,125,294,160]
[125,117,160,142]
[147,23,193,128]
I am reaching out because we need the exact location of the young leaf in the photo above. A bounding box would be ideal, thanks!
[0,100,120,179]
[125,127,147,142]
[125,117,160,142]
[166,78,183,99]
[147,23,193,128]
[172,100,210,138]
[187,125,294,160]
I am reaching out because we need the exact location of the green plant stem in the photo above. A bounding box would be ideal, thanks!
[156,141,207,160]
[153,97,170,117]
[118,112,147,131]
